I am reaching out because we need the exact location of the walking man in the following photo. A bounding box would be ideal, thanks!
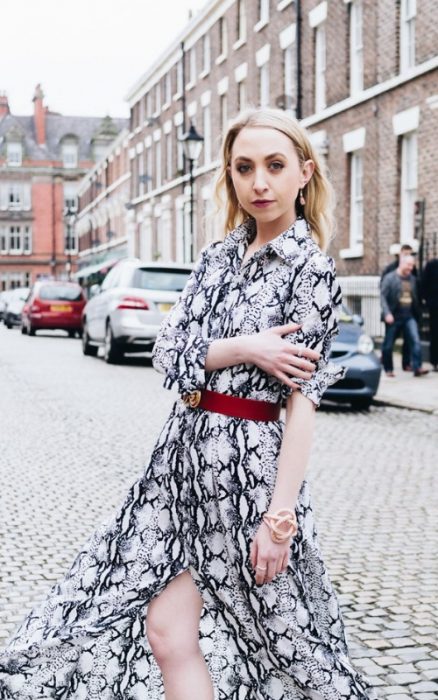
[381,255,428,377]
[381,243,416,370]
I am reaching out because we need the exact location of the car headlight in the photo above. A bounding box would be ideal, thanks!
[357,334,374,354]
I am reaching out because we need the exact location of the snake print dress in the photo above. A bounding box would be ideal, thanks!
[0,217,374,699]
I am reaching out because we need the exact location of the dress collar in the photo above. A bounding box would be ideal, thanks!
[223,216,318,265]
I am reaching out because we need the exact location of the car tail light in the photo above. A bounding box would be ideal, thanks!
[31,298,44,312]
[117,296,150,311]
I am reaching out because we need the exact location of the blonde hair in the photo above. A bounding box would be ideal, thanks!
[213,107,335,252]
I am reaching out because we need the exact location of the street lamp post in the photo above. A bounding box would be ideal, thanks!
[179,123,204,262]
[63,207,76,281]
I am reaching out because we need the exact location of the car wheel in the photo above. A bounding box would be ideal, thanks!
[351,397,372,411]
[104,322,123,364]
[68,330,75,338]
[82,322,98,356]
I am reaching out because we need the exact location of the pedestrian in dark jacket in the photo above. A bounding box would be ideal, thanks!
[380,244,417,370]
[381,255,428,377]
[422,257,438,370]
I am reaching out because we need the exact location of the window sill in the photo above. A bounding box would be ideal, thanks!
[277,0,293,9]
[254,18,269,33]
[161,101,171,111]
[233,37,246,51]
[340,244,364,259]
[173,92,182,102]
[215,53,227,66]
[199,68,210,79]
[186,81,195,91]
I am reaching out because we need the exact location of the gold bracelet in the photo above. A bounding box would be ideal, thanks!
[262,508,298,543]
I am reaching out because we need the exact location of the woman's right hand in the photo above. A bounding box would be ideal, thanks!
[246,322,320,390]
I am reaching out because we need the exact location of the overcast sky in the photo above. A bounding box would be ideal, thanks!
[1,0,205,119]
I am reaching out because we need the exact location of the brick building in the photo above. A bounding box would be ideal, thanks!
[119,0,437,296]
[0,85,127,290]
[70,0,437,331]
[74,129,131,287]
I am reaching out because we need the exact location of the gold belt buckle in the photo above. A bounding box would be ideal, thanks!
[181,390,202,408]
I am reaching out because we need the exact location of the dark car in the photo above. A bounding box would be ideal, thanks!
[21,281,86,336]
[323,307,382,409]
[3,287,30,328]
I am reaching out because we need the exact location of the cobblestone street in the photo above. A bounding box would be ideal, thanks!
[1,325,437,699]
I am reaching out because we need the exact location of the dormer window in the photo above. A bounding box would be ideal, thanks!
[62,139,78,168]
[7,142,22,166]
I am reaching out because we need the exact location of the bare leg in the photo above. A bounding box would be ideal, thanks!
[146,571,214,700]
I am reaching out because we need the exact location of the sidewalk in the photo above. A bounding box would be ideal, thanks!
[375,355,438,414]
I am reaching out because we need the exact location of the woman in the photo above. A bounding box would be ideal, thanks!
[0,108,372,699]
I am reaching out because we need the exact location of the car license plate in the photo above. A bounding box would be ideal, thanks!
[50,304,72,312]
[158,302,173,312]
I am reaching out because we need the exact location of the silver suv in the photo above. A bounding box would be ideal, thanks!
[81,259,193,363]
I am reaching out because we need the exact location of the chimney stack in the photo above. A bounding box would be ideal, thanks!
[0,92,9,117]
[33,84,46,145]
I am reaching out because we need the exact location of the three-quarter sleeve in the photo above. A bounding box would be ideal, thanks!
[281,254,346,407]
[152,245,215,394]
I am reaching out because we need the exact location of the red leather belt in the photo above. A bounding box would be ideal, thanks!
[181,389,281,422]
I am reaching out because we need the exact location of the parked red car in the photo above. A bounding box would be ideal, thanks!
[21,281,86,337]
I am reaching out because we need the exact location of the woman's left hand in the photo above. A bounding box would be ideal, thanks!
[250,521,291,586]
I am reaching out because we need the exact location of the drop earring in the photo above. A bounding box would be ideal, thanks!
[299,189,306,206]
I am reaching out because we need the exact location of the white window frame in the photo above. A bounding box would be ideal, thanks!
[176,124,184,172]
[238,80,247,111]
[256,45,271,108]
[64,221,76,254]
[400,0,416,73]
[163,73,172,108]
[0,227,7,254]
[235,0,247,45]
[220,93,228,133]
[8,225,22,254]
[283,45,295,111]
[201,33,211,76]
[154,82,161,115]
[315,24,326,112]
[259,63,270,107]
[217,16,228,62]
[62,142,78,169]
[350,0,363,94]
[340,127,366,259]
[140,216,153,261]
[155,140,162,189]
[146,91,152,117]
[7,142,22,166]
[166,132,172,180]
[8,183,22,209]
[175,60,183,99]
[255,0,270,31]
[203,104,212,165]
[350,152,364,248]
[160,208,172,262]
[188,47,197,88]
[400,131,418,243]
[64,183,78,213]
[146,145,153,192]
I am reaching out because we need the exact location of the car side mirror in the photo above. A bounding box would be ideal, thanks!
[89,284,101,298]
[352,314,364,326]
